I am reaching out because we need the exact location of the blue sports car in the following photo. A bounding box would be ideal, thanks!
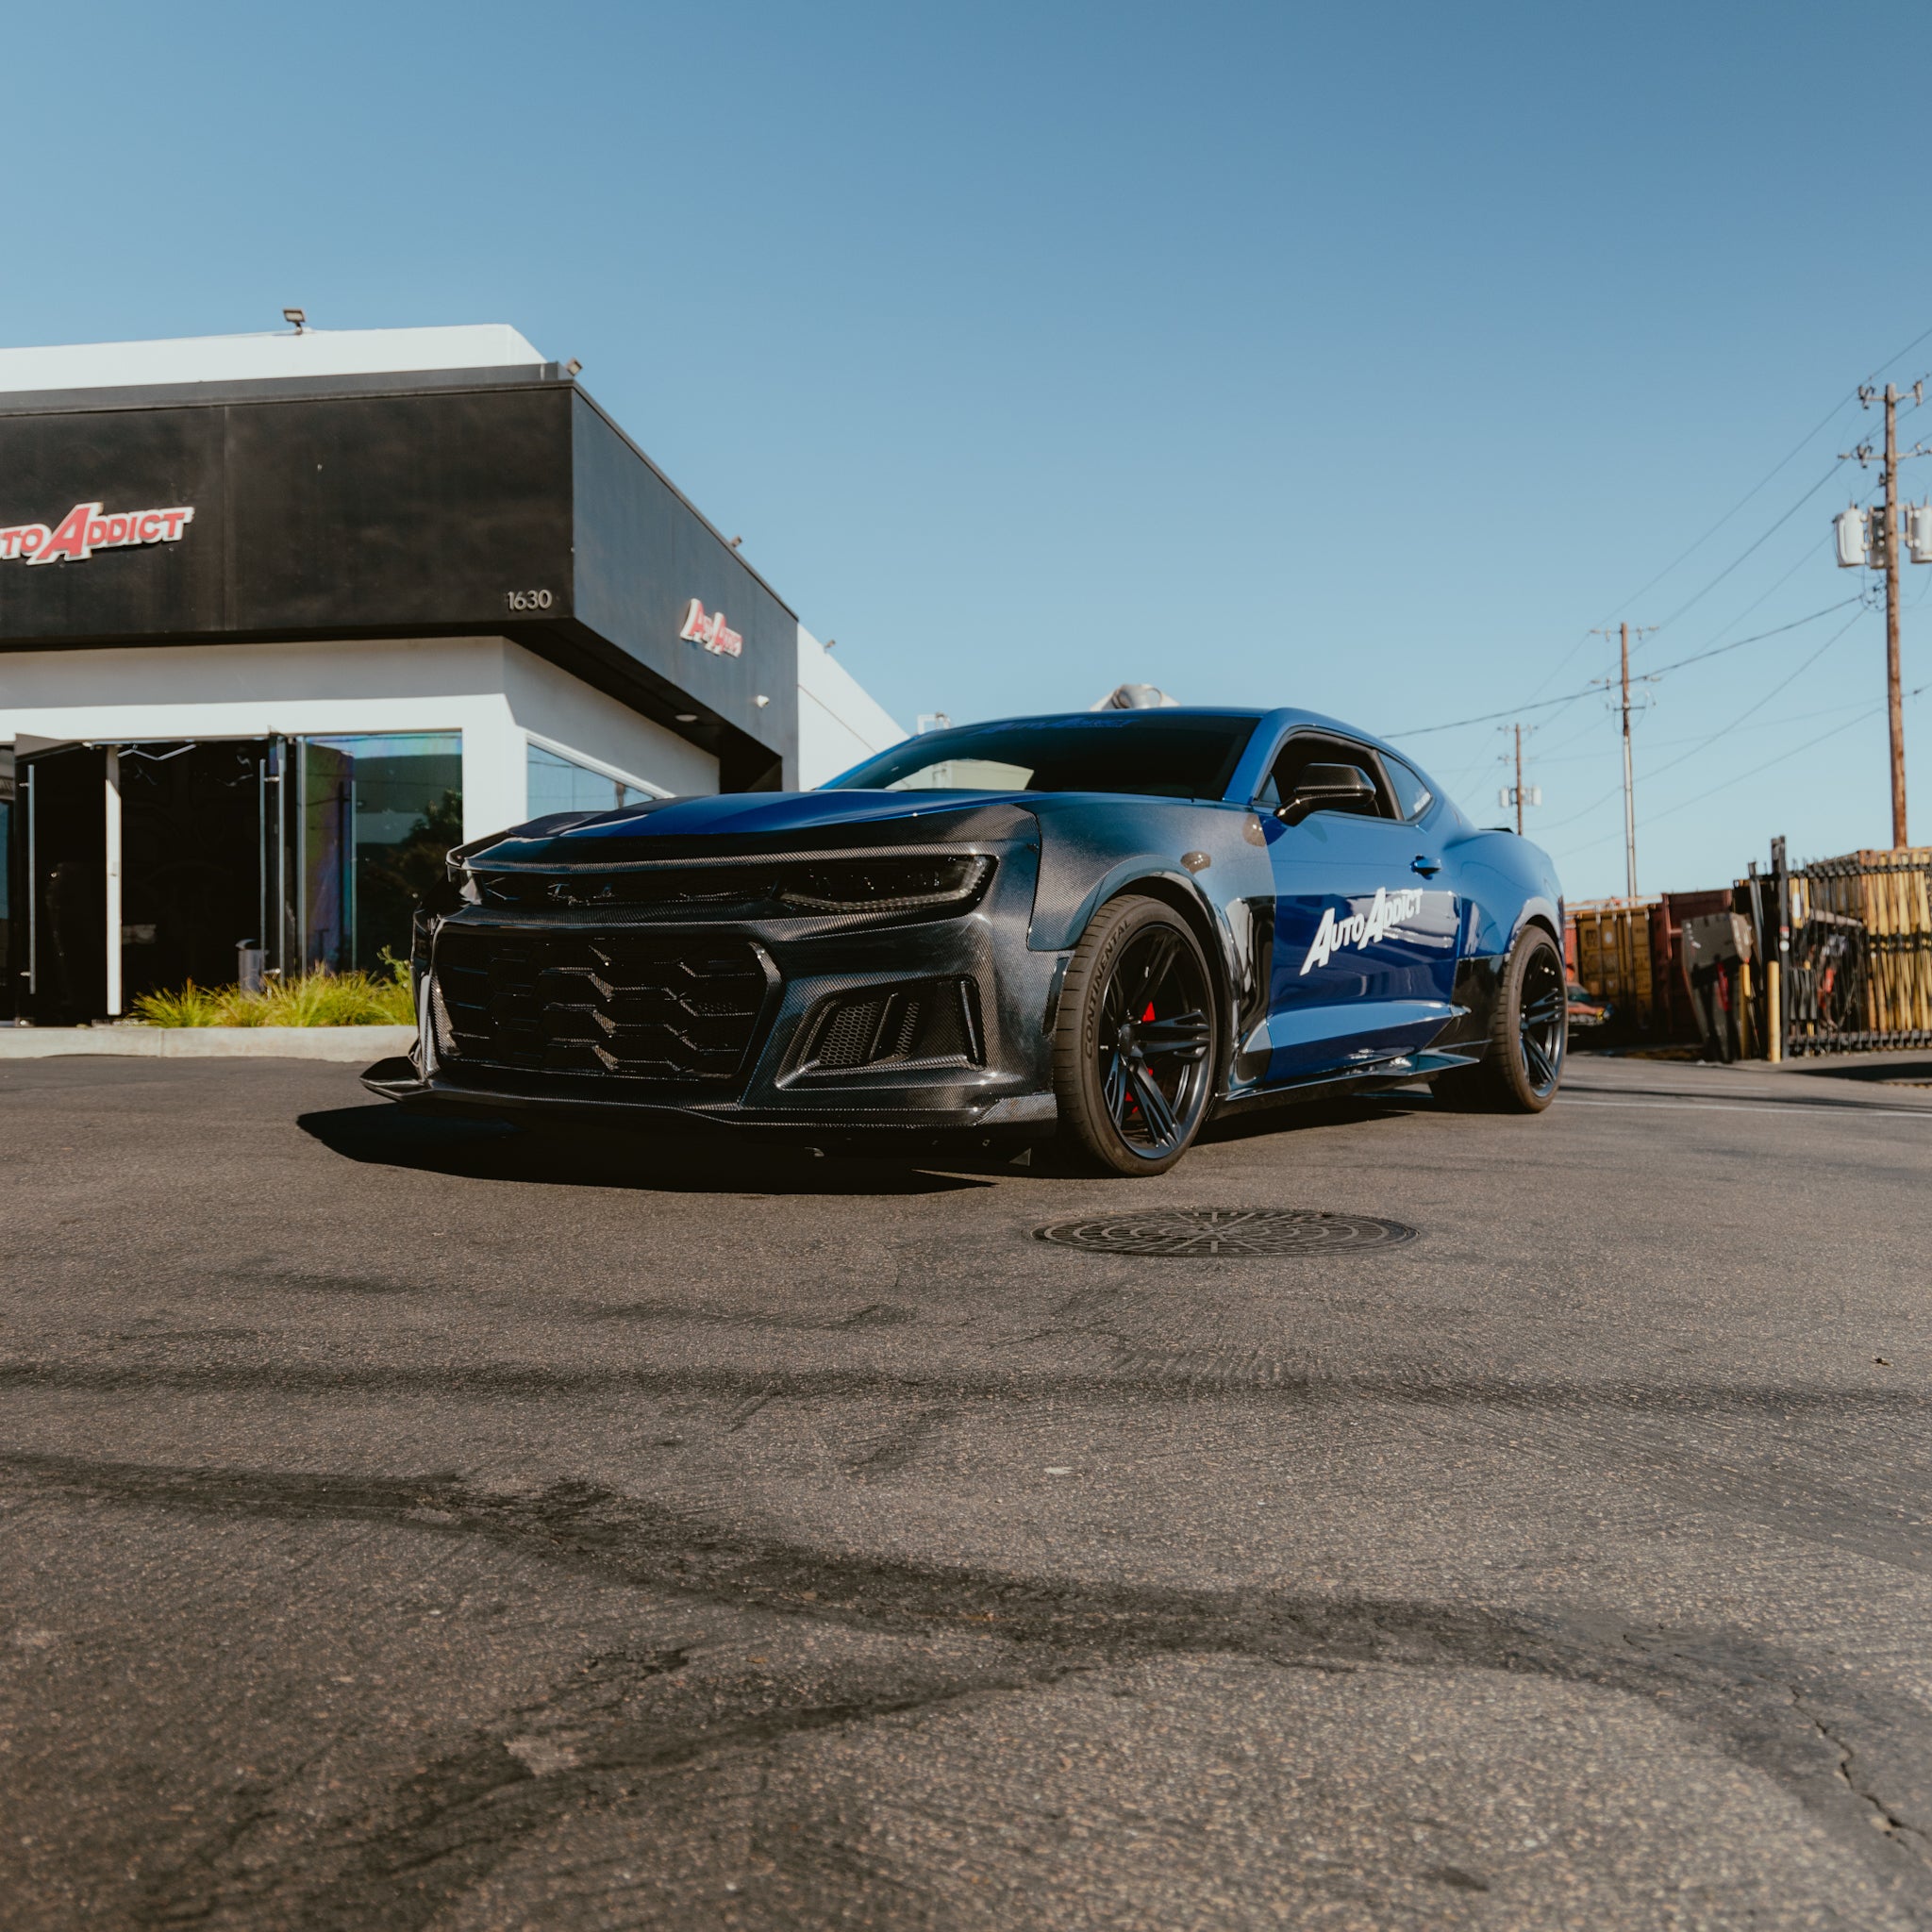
[366,708,1567,1175]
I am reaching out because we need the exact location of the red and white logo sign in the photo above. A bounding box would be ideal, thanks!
[678,597,742,658]
[0,500,195,566]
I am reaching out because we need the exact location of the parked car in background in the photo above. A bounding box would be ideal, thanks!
[1567,980,1611,1030]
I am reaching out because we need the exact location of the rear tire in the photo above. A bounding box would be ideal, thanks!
[1436,924,1566,1113]
[1053,896,1217,1176]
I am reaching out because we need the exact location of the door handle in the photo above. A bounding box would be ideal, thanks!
[1411,856,1441,877]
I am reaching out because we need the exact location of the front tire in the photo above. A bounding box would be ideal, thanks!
[1438,924,1566,1112]
[1053,896,1218,1176]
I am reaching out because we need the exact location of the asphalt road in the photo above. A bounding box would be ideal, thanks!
[5,1049,1932,1930]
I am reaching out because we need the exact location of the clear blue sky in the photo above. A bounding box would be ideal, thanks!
[5,0,1928,898]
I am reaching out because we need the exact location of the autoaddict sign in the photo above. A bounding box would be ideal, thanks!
[677,597,742,658]
[0,500,196,565]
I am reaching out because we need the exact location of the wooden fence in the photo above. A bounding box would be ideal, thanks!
[1784,851,1932,1050]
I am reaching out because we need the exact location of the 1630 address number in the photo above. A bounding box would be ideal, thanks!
[505,589,556,613]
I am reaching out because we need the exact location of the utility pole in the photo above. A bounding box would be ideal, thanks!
[1885,385,1908,847]
[1839,380,1930,847]
[1496,725,1541,831]
[1619,623,1637,897]
[1591,625,1657,898]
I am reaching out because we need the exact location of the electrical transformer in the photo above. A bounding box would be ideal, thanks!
[1835,506,1869,568]
[1909,501,1932,566]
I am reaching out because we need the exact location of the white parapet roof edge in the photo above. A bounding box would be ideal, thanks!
[0,324,549,395]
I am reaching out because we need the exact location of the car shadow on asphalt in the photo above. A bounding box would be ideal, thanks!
[295,1104,997,1194]
[299,1083,1439,1195]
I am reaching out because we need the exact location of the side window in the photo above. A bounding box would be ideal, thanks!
[1261,736,1397,820]
[1382,755,1435,824]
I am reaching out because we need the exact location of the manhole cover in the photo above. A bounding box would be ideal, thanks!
[1035,1208,1418,1257]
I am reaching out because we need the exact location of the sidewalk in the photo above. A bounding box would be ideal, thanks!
[1566,1044,1932,1112]
[0,1024,414,1062]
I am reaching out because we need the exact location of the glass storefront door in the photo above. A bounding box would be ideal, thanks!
[291,734,462,974]
[7,730,462,1020]
[13,744,108,1024]
[118,741,273,1007]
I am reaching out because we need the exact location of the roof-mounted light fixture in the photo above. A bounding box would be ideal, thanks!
[282,308,307,333]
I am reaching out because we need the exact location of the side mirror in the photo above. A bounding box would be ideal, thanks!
[1274,762,1379,824]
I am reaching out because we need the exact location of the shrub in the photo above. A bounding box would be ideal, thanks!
[131,957,415,1028]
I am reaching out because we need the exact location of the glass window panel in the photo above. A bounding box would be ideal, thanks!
[1384,756,1436,823]
[831,713,1257,801]
[527,742,648,817]
[301,733,462,974]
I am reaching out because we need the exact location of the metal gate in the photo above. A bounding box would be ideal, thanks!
[1767,845,1932,1055]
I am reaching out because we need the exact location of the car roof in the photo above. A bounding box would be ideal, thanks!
[927,706,1398,743]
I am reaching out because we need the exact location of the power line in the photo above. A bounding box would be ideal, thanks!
[1640,458,1849,638]
[1385,597,1862,741]
[1487,323,1932,726]
[1537,775,1627,836]
[1399,324,1932,846]
[1395,458,1869,747]
[1649,531,1843,667]
[1631,605,1868,793]
[1543,619,1887,859]
[1533,695,1876,762]
[1524,609,1866,835]
[1518,388,1872,705]
[1546,700,1895,860]
[1387,684,1606,740]
[1645,594,1863,677]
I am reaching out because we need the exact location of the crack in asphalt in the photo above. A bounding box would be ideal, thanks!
[1792,1689,1925,1846]
[7,1445,1931,1927]
[847,1406,954,1478]
[127,1633,1076,1930]
[2,1357,1925,1418]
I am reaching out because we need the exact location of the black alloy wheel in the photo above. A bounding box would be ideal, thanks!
[1516,939,1567,1098]
[1054,895,1218,1175]
[1438,923,1567,1112]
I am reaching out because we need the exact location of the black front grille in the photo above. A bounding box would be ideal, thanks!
[434,928,769,1082]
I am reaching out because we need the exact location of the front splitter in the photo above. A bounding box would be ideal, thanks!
[359,1057,1057,1141]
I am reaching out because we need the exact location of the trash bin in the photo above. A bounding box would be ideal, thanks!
[1680,912,1753,1062]
[236,942,266,993]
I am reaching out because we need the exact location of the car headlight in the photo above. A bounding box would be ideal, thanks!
[773,856,994,913]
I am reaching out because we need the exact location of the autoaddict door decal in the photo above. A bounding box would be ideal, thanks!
[0,501,195,565]
[1300,885,1426,975]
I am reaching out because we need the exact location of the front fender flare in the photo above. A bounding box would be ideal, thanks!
[1031,858,1224,956]
[1032,858,1245,1083]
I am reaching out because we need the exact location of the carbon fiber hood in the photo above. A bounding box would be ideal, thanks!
[467,791,1040,867]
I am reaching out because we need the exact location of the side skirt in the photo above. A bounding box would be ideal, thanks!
[1212,1046,1481,1118]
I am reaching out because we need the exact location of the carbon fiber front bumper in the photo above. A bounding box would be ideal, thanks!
[361,841,1064,1138]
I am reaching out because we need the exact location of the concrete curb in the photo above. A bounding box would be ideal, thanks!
[0,1024,416,1062]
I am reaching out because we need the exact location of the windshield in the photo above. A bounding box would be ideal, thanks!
[827,712,1259,801]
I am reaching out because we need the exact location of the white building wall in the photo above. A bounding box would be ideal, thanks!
[795,625,908,788]
[0,635,718,841]
[500,645,720,811]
